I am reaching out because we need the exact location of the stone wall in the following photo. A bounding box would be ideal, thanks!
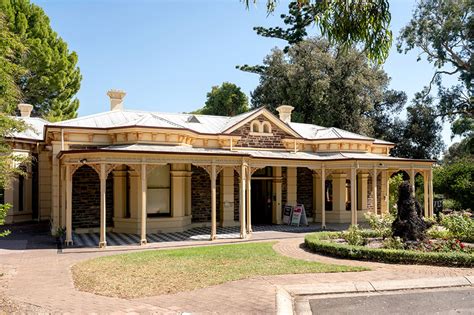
[282,167,287,205]
[297,167,313,214]
[72,165,113,229]
[234,170,240,221]
[231,115,288,149]
[366,174,382,213]
[191,165,221,223]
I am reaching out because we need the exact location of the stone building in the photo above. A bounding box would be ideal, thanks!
[4,90,435,247]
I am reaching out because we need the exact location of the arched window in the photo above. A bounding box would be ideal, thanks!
[251,121,260,133]
[262,122,271,134]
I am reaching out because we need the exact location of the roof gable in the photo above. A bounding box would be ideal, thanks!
[222,107,301,138]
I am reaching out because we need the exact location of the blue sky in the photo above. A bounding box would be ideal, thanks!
[34,0,458,147]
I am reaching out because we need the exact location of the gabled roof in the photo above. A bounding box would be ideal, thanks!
[20,106,393,145]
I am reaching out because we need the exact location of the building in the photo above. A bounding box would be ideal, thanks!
[4,90,435,247]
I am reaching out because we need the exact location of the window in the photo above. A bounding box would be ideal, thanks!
[262,122,271,134]
[251,121,260,132]
[146,165,171,216]
[0,188,4,205]
[18,174,24,212]
[325,180,333,211]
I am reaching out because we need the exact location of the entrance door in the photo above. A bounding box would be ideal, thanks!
[251,179,273,224]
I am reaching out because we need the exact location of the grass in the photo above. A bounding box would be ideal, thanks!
[72,242,366,298]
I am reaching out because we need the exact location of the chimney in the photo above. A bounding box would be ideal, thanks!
[276,105,294,124]
[107,89,126,111]
[18,103,33,117]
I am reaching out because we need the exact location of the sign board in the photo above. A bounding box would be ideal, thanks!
[283,205,293,224]
[290,204,308,226]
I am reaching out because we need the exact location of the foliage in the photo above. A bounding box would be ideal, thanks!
[392,181,432,241]
[406,239,472,254]
[0,113,29,188]
[0,13,27,113]
[0,204,11,237]
[382,236,404,250]
[397,0,472,141]
[388,174,404,214]
[192,82,249,117]
[440,212,474,243]
[250,38,406,136]
[305,232,474,267]
[387,94,444,159]
[0,0,81,120]
[442,199,462,212]
[364,212,394,239]
[427,225,451,240]
[243,0,392,63]
[72,241,364,298]
[340,225,365,246]
[433,158,474,210]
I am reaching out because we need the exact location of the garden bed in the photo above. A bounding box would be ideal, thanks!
[304,231,474,267]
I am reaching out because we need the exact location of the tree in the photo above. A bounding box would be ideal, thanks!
[250,38,405,136]
[397,0,472,141]
[243,0,392,63]
[386,94,444,160]
[0,0,81,120]
[193,82,249,117]
[433,157,474,210]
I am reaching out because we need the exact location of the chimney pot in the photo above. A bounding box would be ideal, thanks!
[107,89,126,111]
[276,105,294,124]
[18,103,33,117]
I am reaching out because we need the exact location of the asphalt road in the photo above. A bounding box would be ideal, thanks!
[309,287,474,315]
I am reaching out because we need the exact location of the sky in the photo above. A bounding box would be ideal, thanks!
[33,0,459,147]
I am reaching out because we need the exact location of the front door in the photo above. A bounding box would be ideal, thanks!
[251,179,273,224]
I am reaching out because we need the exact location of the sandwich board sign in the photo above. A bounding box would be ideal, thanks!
[290,204,308,226]
[283,205,293,224]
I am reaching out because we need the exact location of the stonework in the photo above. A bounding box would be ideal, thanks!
[231,115,290,149]
[233,170,240,221]
[72,165,113,229]
[297,167,313,214]
[282,167,287,205]
[191,165,221,223]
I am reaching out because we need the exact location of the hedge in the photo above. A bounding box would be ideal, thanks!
[304,232,474,268]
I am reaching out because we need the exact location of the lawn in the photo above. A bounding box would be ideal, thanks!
[72,242,366,298]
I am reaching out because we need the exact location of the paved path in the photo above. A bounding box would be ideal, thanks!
[1,229,473,314]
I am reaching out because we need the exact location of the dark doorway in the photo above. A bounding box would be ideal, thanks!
[251,180,273,224]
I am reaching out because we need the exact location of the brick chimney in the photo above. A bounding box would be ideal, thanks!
[18,103,33,117]
[276,105,294,124]
[107,89,126,111]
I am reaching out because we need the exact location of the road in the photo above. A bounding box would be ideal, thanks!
[309,287,474,314]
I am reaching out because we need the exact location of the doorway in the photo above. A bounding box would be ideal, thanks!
[251,167,273,224]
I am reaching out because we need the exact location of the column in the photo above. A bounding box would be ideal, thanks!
[372,168,378,215]
[221,167,235,226]
[140,164,147,245]
[350,167,357,225]
[185,165,192,216]
[273,167,282,224]
[385,171,390,216]
[287,167,297,206]
[320,167,326,228]
[65,165,73,246]
[409,168,416,196]
[423,171,429,217]
[99,164,107,248]
[332,173,346,216]
[60,166,66,227]
[357,173,368,212]
[246,167,252,234]
[312,171,319,223]
[210,164,217,240]
[113,167,127,219]
[171,166,187,218]
[239,164,246,239]
[428,168,434,217]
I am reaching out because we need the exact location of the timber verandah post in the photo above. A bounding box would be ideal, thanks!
[350,166,357,226]
[140,163,147,245]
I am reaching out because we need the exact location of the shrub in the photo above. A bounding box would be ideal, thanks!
[440,212,474,243]
[0,204,11,237]
[341,225,365,246]
[443,199,462,212]
[364,212,394,239]
[427,225,451,239]
[304,232,474,267]
[382,236,404,250]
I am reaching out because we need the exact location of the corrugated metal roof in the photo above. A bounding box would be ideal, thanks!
[12,117,48,141]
